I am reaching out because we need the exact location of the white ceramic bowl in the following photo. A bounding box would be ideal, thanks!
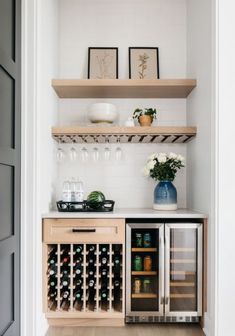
[88,103,118,124]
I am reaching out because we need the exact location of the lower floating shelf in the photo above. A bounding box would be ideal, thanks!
[52,126,197,144]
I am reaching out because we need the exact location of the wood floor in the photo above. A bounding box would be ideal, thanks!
[46,324,205,336]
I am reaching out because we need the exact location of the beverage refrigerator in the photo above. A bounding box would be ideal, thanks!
[126,221,202,323]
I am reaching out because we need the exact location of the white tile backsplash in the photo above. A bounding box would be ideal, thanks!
[54,0,188,209]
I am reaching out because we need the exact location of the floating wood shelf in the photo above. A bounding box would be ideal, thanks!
[131,248,157,252]
[52,126,196,144]
[132,293,157,299]
[131,271,157,276]
[52,79,196,99]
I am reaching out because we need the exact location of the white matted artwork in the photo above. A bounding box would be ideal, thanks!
[88,47,119,79]
[129,47,160,79]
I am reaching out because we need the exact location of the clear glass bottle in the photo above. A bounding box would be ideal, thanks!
[75,179,84,202]
[62,178,71,202]
[70,177,76,202]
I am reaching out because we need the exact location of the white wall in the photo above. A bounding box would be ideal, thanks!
[21,1,59,336]
[186,0,213,335]
[56,0,188,208]
[216,1,235,335]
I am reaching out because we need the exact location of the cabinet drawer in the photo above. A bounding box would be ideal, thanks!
[43,218,125,243]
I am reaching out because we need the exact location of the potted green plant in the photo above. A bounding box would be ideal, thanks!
[133,108,157,126]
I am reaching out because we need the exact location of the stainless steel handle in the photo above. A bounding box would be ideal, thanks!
[159,227,165,311]
[164,225,170,314]
[72,228,96,233]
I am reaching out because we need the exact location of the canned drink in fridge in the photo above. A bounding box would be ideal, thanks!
[144,255,152,271]
[143,278,151,293]
[143,233,151,247]
[133,278,141,294]
[133,255,142,271]
[135,233,142,247]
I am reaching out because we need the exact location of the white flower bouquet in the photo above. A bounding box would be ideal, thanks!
[143,152,185,181]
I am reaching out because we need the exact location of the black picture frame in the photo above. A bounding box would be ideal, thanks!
[129,47,160,79]
[88,47,119,79]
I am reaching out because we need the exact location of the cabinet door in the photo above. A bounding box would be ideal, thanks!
[126,223,164,317]
[165,223,202,317]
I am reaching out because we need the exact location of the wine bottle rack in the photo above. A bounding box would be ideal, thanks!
[45,243,123,314]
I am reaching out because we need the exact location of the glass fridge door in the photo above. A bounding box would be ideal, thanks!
[165,223,202,317]
[126,223,164,316]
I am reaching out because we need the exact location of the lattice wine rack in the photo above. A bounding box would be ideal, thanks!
[45,243,123,315]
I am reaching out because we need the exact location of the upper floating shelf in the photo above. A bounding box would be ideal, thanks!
[52,126,197,144]
[52,79,197,99]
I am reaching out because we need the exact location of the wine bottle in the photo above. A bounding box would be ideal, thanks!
[74,245,83,254]
[100,267,108,278]
[113,278,121,301]
[61,255,70,264]
[60,264,70,275]
[100,288,108,301]
[74,263,82,275]
[48,255,57,265]
[100,245,109,254]
[48,287,57,298]
[113,255,121,275]
[88,279,96,303]
[101,256,108,266]
[74,255,83,264]
[60,274,70,287]
[88,245,96,253]
[61,290,70,299]
[48,264,57,276]
[74,288,82,300]
[74,277,83,287]
[48,276,57,287]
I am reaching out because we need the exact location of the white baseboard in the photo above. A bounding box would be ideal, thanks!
[203,313,212,336]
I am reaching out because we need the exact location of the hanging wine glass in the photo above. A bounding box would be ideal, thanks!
[56,145,66,163]
[81,146,89,162]
[69,145,78,162]
[92,136,99,162]
[115,136,123,161]
[80,136,89,162]
[104,136,111,161]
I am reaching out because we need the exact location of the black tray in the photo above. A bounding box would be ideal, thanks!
[57,200,115,212]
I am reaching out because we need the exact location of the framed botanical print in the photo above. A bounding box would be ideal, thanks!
[129,47,160,79]
[88,47,119,79]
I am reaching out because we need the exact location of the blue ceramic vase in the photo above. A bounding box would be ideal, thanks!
[153,180,177,210]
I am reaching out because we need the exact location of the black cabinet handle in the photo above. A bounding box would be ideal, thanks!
[72,228,96,233]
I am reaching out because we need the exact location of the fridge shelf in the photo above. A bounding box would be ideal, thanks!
[170,259,196,264]
[170,282,195,287]
[170,294,196,299]
[132,293,157,299]
[170,271,196,275]
[131,248,157,252]
[170,247,195,252]
[131,271,157,276]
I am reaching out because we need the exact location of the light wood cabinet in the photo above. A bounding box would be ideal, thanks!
[42,218,125,326]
